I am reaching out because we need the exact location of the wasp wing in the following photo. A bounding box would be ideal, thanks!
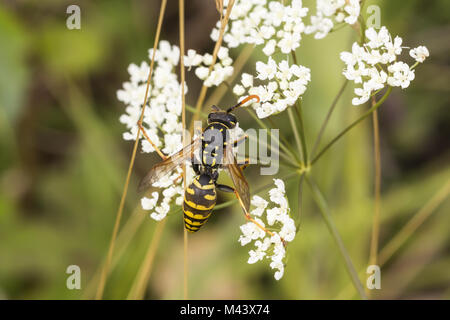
[138,138,201,193]
[224,145,250,212]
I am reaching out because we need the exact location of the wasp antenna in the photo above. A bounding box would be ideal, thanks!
[211,105,221,112]
[227,95,260,113]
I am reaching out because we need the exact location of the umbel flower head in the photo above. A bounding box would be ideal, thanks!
[184,47,234,87]
[305,0,361,39]
[233,57,311,118]
[340,26,429,105]
[239,179,296,280]
[117,40,191,221]
[211,0,309,56]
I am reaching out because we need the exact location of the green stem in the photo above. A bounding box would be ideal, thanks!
[311,86,392,165]
[247,108,300,164]
[267,116,302,163]
[295,173,305,230]
[214,171,298,210]
[310,80,348,159]
[185,104,208,118]
[290,51,309,163]
[306,176,367,300]
[287,107,304,163]
[294,100,308,164]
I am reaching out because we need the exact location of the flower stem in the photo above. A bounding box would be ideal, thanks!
[179,0,189,300]
[290,51,309,163]
[267,116,302,163]
[306,176,367,300]
[294,100,308,164]
[369,107,381,267]
[378,180,450,266]
[247,108,300,164]
[311,86,392,165]
[287,107,304,162]
[310,80,349,159]
[214,172,298,210]
[189,0,235,131]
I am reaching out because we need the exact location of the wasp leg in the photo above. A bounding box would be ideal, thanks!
[231,188,282,240]
[191,156,201,176]
[218,183,286,246]
[237,158,250,170]
[216,183,235,193]
[137,121,167,160]
[231,134,248,148]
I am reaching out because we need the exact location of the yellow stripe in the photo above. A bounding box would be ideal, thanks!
[184,217,205,226]
[185,200,215,210]
[204,194,215,200]
[185,223,200,231]
[210,121,230,129]
[185,225,199,232]
[186,187,195,195]
[184,210,211,220]
[193,179,215,190]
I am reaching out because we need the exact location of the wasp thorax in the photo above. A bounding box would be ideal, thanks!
[207,111,237,128]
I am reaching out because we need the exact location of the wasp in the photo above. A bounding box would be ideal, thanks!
[138,95,261,233]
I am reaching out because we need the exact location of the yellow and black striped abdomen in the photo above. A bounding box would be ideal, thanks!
[183,174,216,233]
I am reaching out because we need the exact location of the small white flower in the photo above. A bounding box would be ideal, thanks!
[256,57,277,80]
[365,27,390,49]
[409,46,429,63]
[277,32,301,54]
[141,192,159,210]
[387,62,415,89]
[352,82,372,106]
[202,53,214,66]
[184,49,203,68]
[263,39,277,56]
[151,202,170,221]
[195,66,209,80]
[250,195,269,217]
[233,84,245,96]
[241,73,254,88]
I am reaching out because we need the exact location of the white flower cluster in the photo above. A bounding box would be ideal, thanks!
[117,40,193,221]
[233,57,311,118]
[117,40,186,155]
[211,0,309,55]
[305,0,360,39]
[141,166,195,221]
[184,47,234,87]
[238,179,296,280]
[340,27,429,105]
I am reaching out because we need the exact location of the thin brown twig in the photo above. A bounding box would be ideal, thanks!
[378,180,450,266]
[189,0,236,130]
[204,44,254,108]
[179,0,189,300]
[83,206,146,299]
[95,0,168,300]
[369,106,381,266]
[336,179,450,299]
[367,101,381,299]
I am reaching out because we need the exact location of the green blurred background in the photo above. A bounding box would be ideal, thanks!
[0,0,449,299]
